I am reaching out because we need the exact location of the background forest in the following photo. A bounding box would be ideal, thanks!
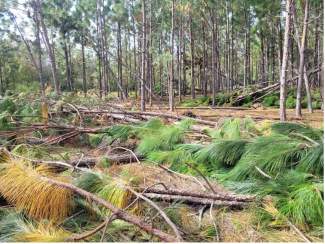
[0,0,323,116]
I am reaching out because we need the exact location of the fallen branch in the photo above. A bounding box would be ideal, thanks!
[184,162,217,194]
[143,193,248,207]
[110,147,141,164]
[41,176,178,242]
[127,188,182,241]
[142,188,254,202]
[68,215,117,241]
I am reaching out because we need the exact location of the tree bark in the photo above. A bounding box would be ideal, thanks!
[117,21,124,100]
[190,16,195,99]
[37,0,60,95]
[295,0,310,117]
[63,39,72,91]
[178,16,183,102]
[81,32,87,96]
[41,177,178,242]
[169,0,175,111]
[293,1,313,115]
[33,4,45,99]
[211,14,217,106]
[140,0,146,112]
[279,0,292,121]
[202,21,207,97]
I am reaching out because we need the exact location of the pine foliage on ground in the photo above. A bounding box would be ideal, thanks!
[135,118,323,232]
[0,108,323,241]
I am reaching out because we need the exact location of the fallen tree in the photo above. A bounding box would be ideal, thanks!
[232,68,321,106]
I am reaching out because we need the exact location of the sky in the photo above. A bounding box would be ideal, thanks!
[8,0,34,39]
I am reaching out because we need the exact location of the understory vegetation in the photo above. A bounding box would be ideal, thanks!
[0,91,323,242]
[179,88,323,109]
[105,118,323,231]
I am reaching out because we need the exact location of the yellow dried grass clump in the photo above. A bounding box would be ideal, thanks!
[13,223,70,242]
[0,157,73,222]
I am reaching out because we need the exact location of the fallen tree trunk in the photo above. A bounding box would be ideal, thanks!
[143,193,248,207]
[41,176,179,242]
[143,188,255,202]
[232,68,320,105]
[79,109,217,127]
[70,153,143,167]
[31,153,143,168]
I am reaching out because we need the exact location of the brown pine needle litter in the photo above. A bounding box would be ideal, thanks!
[0,151,73,222]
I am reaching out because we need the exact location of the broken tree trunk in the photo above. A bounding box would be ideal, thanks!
[143,193,248,207]
[232,68,320,106]
[78,109,217,127]
[143,188,255,202]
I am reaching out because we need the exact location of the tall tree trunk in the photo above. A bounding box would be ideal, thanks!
[148,1,152,106]
[260,32,265,84]
[211,14,217,106]
[202,21,207,97]
[279,0,292,121]
[36,0,60,95]
[277,18,283,82]
[140,0,146,111]
[130,0,137,98]
[295,0,310,117]
[190,16,195,99]
[117,21,124,100]
[68,36,74,90]
[226,0,231,91]
[169,0,175,111]
[63,39,72,91]
[34,5,45,99]
[244,9,248,87]
[182,23,187,96]
[293,0,313,114]
[314,6,320,87]
[96,0,103,98]
[101,4,108,96]
[178,15,183,102]
[81,33,87,96]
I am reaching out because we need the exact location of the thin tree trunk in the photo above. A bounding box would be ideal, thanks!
[68,36,74,90]
[178,16,183,102]
[277,18,283,81]
[244,9,248,87]
[96,0,103,98]
[117,21,124,100]
[211,14,217,106]
[182,24,187,96]
[279,0,292,121]
[295,0,310,117]
[141,0,146,111]
[148,1,152,106]
[202,22,207,97]
[293,1,313,114]
[34,5,45,99]
[63,39,72,90]
[81,32,87,96]
[169,0,175,111]
[226,0,231,90]
[190,16,195,99]
[37,0,60,95]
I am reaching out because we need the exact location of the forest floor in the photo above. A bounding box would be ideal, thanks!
[0,92,323,242]
[118,97,324,128]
